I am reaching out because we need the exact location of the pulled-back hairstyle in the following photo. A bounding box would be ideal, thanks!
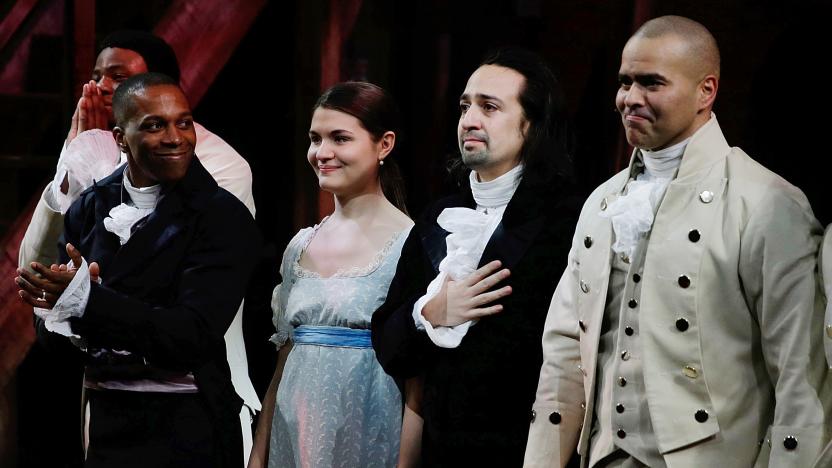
[113,72,180,126]
[453,47,573,189]
[314,82,408,213]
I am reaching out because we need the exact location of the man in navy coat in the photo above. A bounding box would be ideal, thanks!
[16,72,260,467]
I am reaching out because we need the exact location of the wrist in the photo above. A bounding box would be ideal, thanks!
[421,299,441,327]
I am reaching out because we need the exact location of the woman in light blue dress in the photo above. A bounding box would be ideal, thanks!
[249,82,419,468]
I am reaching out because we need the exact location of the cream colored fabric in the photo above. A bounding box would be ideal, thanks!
[525,117,831,468]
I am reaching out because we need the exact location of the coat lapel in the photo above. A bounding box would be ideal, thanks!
[105,188,187,285]
[478,177,548,270]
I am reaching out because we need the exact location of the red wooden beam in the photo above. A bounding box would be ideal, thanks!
[317,0,363,218]
[73,0,96,101]
[0,193,38,389]
[0,0,39,52]
[154,0,267,107]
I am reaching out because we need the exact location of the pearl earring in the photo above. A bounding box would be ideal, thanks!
[379,159,385,166]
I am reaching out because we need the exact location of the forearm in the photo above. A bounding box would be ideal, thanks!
[398,376,424,468]
[249,343,292,467]
[71,282,243,369]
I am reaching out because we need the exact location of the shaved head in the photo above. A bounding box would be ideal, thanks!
[632,15,720,80]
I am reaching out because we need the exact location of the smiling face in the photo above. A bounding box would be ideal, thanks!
[307,107,394,198]
[458,64,529,181]
[113,84,196,187]
[92,47,149,124]
[615,34,717,150]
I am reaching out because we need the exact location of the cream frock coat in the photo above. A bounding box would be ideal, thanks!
[525,117,831,468]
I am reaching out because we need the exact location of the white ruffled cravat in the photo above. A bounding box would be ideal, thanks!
[600,138,688,259]
[39,171,162,339]
[413,164,523,348]
[103,171,161,245]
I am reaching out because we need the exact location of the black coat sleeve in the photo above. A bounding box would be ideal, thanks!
[371,222,438,379]
[69,196,261,372]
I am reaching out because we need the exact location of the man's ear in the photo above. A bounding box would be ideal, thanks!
[698,75,718,112]
[113,126,129,154]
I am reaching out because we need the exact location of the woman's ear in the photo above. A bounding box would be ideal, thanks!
[378,131,396,161]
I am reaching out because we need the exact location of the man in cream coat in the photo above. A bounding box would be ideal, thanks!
[525,16,831,468]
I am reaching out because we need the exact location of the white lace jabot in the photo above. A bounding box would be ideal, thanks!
[102,171,161,245]
[600,137,688,259]
[412,164,523,348]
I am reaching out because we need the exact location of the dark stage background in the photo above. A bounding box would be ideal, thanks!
[1,0,830,466]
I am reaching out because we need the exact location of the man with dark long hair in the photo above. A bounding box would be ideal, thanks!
[372,47,578,466]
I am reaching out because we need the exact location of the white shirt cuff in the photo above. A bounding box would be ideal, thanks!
[33,258,92,339]
[411,271,475,348]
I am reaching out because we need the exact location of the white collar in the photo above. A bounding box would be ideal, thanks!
[123,169,161,209]
[469,163,524,208]
[640,137,688,179]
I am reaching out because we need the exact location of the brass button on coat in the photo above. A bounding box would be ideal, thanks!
[676,318,690,332]
[628,299,638,309]
[695,410,709,423]
[617,428,626,439]
[784,436,798,451]
[678,275,691,288]
[632,273,641,283]
[618,376,627,387]
[621,350,630,361]
[683,366,699,379]
[699,190,714,203]
[616,404,625,414]
[624,326,634,336]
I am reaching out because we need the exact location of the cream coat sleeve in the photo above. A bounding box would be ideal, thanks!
[18,186,66,271]
[739,185,831,467]
[524,244,585,468]
[193,123,255,217]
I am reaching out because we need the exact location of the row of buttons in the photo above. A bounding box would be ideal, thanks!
[577,318,689,334]
[599,190,714,211]
[583,229,700,251]
[580,273,693,294]
[528,411,800,451]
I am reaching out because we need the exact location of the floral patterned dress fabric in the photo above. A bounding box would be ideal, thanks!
[268,223,410,468]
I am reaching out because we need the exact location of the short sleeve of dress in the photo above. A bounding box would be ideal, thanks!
[270,227,314,348]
